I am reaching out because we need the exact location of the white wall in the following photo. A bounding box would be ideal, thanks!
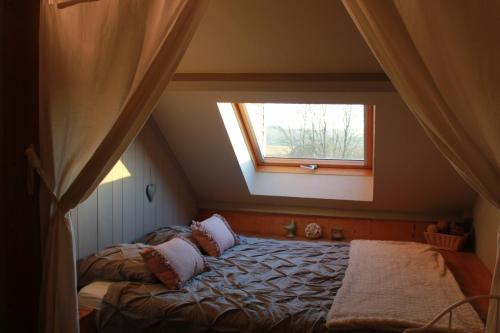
[158,0,475,220]
[71,119,196,259]
[474,196,500,271]
[155,89,476,220]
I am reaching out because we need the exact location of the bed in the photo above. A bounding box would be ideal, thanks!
[77,226,483,333]
[79,234,385,332]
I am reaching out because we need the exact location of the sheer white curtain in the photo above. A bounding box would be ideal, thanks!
[37,0,208,332]
[341,1,500,331]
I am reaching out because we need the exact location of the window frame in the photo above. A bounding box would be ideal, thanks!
[234,103,374,171]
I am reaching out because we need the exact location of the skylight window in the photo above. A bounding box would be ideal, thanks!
[236,103,373,170]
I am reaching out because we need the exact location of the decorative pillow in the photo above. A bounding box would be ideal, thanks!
[140,237,208,289]
[133,225,193,245]
[78,243,158,289]
[191,214,240,256]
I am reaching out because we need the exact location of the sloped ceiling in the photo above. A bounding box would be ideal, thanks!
[176,0,382,73]
[153,0,476,219]
[154,90,476,218]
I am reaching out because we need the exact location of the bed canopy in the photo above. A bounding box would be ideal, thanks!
[35,0,499,332]
[341,1,500,332]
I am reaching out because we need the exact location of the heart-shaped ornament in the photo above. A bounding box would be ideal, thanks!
[146,184,156,202]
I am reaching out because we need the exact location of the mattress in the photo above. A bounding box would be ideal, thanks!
[78,281,113,310]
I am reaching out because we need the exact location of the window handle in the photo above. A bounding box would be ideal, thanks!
[300,164,318,171]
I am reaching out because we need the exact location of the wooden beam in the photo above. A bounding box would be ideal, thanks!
[173,72,390,82]
[168,72,394,92]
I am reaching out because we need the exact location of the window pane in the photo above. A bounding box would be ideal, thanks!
[244,103,365,161]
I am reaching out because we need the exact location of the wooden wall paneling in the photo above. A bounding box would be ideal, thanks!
[242,212,263,234]
[112,159,123,244]
[78,192,98,258]
[316,217,372,241]
[248,213,280,235]
[149,161,158,233]
[198,209,433,243]
[143,166,151,234]
[97,182,113,249]
[74,120,197,258]
[220,211,258,234]
[162,156,174,225]
[153,154,162,230]
[142,147,155,234]
[370,220,416,241]
[150,156,157,231]
[236,212,263,234]
[122,146,136,243]
[135,140,145,239]
[413,221,430,243]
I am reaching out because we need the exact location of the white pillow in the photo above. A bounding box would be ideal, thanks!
[191,214,239,256]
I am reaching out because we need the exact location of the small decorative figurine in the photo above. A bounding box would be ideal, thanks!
[305,223,322,240]
[331,227,345,240]
[284,219,296,238]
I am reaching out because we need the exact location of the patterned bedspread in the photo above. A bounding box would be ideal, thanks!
[96,236,355,332]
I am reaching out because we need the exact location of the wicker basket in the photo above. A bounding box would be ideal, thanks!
[424,232,468,251]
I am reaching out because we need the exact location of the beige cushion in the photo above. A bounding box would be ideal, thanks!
[191,214,240,256]
[141,237,208,289]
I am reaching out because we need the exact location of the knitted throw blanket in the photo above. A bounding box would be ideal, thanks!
[326,240,484,333]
